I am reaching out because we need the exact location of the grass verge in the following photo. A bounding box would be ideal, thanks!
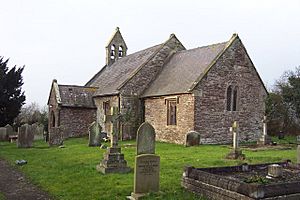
[0,137,297,200]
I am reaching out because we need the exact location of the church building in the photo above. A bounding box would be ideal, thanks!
[48,27,267,144]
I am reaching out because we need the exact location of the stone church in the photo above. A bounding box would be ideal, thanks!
[48,27,267,144]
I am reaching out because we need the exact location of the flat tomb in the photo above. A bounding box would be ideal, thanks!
[182,162,300,200]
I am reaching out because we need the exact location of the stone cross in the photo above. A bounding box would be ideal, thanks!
[262,116,267,136]
[232,121,238,150]
[96,106,131,174]
[109,107,120,147]
[226,121,244,159]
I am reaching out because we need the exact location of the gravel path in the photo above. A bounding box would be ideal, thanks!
[0,159,52,200]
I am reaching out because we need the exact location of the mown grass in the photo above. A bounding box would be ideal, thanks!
[0,137,298,200]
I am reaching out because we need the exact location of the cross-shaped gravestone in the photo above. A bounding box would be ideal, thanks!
[96,106,131,174]
[226,121,245,159]
[108,106,120,147]
[257,116,272,145]
[232,121,238,150]
[262,116,267,136]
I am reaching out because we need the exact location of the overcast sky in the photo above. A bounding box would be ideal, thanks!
[1,0,300,106]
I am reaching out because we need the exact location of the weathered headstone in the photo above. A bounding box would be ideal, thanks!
[49,127,64,146]
[5,124,14,136]
[17,124,34,148]
[137,122,155,155]
[226,121,245,159]
[6,124,17,143]
[268,164,283,178]
[185,131,200,147]
[257,116,272,145]
[32,123,44,140]
[88,121,102,146]
[97,107,131,174]
[0,127,8,141]
[128,122,160,200]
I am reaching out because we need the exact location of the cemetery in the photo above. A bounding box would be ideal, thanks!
[0,121,299,200]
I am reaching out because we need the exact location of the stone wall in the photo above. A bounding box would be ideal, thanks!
[193,37,267,144]
[144,94,195,144]
[119,95,140,139]
[48,85,60,129]
[59,107,96,138]
[118,35,186,139]
[94,95,119,134]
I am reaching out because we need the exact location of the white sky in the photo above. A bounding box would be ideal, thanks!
[1,0,300,106]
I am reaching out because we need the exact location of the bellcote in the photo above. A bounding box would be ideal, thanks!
[106,27,128,66]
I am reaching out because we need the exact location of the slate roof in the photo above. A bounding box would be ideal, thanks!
[58,85,98,108]
[85,44,162,96]
[142,42,227,97]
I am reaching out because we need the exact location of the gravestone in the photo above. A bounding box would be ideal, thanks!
[17,124,34,148]
[32,123,41,140]
[96,107,131,174]
[297,135,300,144]
[5,124,14,136]
[257,116,272,145]
[136,122,155,155]
[278,131,284,139]
[49,127,64,146]
[226,121,245,159]
[88,121,102,146]
[128,122,160,200]
[268,164,283,178]
[31,123,44,140]
[185,131,200,147]
[0,127,8,141]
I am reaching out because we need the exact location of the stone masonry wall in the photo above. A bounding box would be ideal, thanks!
[94,95,119,134]
[144,94,195,144]
[119,35,186,139]
[48,86,60,130]
[59,107,96,138]
[193,37,267,144]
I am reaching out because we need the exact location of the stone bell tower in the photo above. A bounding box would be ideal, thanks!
[106,27,128,66]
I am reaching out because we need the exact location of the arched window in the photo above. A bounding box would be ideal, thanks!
[226,86,232,111]
[118,46,123,58]
[51,111,56,127]
[226,85,238,111]
[110,45,116,59]
[233,86,238,111]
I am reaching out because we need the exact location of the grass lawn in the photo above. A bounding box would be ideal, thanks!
[0,137,298,200]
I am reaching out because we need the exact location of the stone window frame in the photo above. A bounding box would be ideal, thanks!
[110,44,116,60]
[103,101,111,116]
[118,45,124,58]
[165,96,179,126]
[226,84,239,112]
[50,110,56,127]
